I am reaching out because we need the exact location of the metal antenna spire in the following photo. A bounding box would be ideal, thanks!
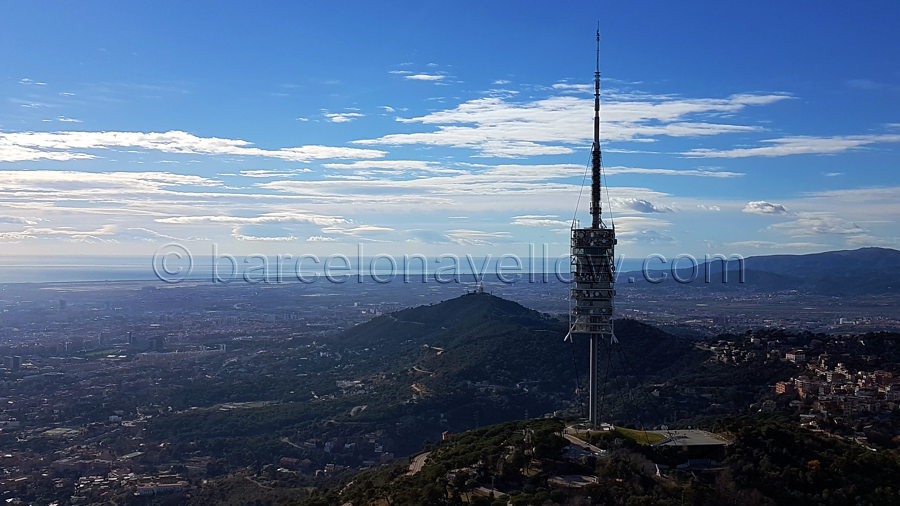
[590,28,603,229]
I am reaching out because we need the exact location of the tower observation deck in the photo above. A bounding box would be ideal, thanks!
[569,30,616,428]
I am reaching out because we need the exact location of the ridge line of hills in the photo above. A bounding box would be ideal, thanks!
[619,246,899,295]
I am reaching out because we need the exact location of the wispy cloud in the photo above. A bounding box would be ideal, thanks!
[405,74,445,81]
[155,212,346,227]
[444,229,512,245]
[769,213,865,236]
[0,224,116,243]
[236,169,312,178]
[0,130,385,163]
[325,112,365,123]
[615,198,673,213]
[551,83,592,93]
[356,93,788,157]
[604,166,743,178]
[321,224,395,236]
[726,240,827,250]
[232,226,297,242]
[846,78,900,92]
[511,215,570,227]
[0,215,41,225]
[613,216,674,244]
[685,134,900,158]
[322,160,462,174]
[0,170,221,193]
[743,201,789,215]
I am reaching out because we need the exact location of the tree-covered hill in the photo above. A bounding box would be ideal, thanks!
[335,292,711,428]
[299,415,900,506]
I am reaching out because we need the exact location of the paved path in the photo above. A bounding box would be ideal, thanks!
[407,451,431,475]
[563,433,604,453]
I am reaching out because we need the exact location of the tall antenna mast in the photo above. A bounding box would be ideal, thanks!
[590,28,603,229]
[570,28,617,429]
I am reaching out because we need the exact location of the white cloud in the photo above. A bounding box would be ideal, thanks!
[237,169,312,178]
[0,130,385,163]
[322,160,462,174]
[0,215,40,225]
[1,224,117,243]
[232,226,297,242]
[743,201,789,215]
[493,79,511,85]
[356,93,787,157]
[685,134,900,158]
[615,198,673,213]
[122,227,182,241]
[613,216,671,232]
[155,212,346,227]
[307,235,336,242]
[802,186,900,204]
[445,229,512,246]
[606,216,674,244]
[0,145,95,163]
[769,213,865,236]
[0,170,221,192]
[325,112,364,123]
[604,166,743,178]
[619,229,675,244]
[511,215,570,227]
[320,224,395,235]
[257,163,669,218]
[845,234,898,248]
[551,83,592,93]
[405,74,445,81]
[726,240,828,250]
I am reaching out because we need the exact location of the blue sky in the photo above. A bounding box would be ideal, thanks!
[1,1,898,261]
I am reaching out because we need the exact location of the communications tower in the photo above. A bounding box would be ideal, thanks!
[569,30,616,428]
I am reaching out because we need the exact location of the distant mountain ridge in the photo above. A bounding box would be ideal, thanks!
[620,247,900,295]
